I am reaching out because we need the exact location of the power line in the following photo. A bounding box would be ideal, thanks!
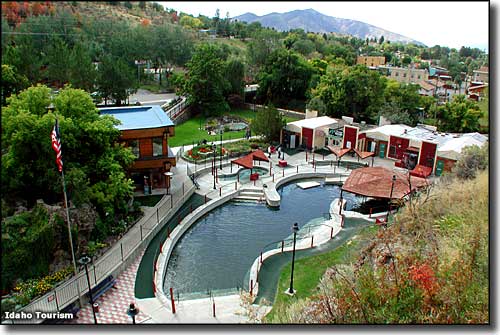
[1,31,81,36]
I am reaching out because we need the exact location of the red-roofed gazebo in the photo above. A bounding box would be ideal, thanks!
[230,149,270,178]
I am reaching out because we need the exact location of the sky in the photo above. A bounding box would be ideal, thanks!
[158,1,489,50]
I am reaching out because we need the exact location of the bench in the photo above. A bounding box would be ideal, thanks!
[89,275,117,302]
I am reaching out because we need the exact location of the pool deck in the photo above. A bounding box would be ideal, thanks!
[80,140,412,324]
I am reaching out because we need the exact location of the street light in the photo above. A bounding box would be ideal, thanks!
[212,143,217,189]
[127,303,139,324]
[79,255,98,324]
[288,223,300,295]
[164,171,173,195]
[386,175,397,222]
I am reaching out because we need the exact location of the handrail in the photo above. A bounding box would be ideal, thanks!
[15,179,196,323]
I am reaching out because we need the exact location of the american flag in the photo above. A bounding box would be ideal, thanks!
[51,119,63,173]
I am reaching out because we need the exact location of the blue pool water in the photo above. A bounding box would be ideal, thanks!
[163,180,363,296]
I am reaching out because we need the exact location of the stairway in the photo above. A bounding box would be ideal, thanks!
[233,188,266,203]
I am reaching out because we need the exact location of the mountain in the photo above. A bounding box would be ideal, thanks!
[234,9,424,45]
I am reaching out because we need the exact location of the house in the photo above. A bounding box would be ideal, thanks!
[343,123,488,176]
[467,83,488,101]
[418,80,435,96]
[357,56,386,67]
[472,66,489,84]
[99,105,176,192]
[282,116,339,150]
[378,66,429,84]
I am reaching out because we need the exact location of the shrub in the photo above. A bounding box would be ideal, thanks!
[453,143,488,179]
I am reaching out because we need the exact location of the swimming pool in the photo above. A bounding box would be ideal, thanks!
[163,180,364,298]
[220,166,268,182]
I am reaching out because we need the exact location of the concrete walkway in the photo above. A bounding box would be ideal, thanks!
[132,146,411,323]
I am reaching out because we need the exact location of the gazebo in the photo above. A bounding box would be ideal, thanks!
[338,166,428,215]
[230,149,270,178]
[327,146,375,166]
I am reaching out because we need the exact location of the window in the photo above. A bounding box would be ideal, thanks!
[403,73,407,78]
[418,75,421,79]
[129,140,139,158]
[153,137,163,157]
[395,72,399,77]
[389,145,397,157]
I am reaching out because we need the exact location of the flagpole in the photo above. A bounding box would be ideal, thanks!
[53,117,84,308]
[60,169,84,308]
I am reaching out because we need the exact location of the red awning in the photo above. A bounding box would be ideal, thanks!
[231,149,269,170]
[327,146,352,158]
[410,165,432,178]
[251,149,269,162]
[353,148,375,159]
[342,166,428,199]
[232,154,254,169]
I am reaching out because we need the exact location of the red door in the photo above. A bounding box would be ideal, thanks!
[302,128,313,149]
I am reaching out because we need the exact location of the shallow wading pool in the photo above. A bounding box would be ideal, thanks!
[163,180,366,299]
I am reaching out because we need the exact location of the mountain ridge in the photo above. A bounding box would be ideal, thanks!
[234,9,424,45]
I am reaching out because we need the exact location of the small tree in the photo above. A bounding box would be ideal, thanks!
[251,105,285,142]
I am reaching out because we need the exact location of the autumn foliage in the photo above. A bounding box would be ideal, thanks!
[2,1,55,27]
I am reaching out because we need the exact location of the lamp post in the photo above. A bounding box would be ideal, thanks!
[386,175,397,222]
[288,223,300,295]
[127,303,139,324]
[219,128,223,170]
[212,143,217,189]
[79,255,98,324]
[164,171,173,195]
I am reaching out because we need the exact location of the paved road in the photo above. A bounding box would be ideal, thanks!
[129,89,178,105]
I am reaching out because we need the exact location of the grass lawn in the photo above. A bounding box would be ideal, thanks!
[264,225,377,322]
[169,108,300,147]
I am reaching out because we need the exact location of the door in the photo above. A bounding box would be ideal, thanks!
[435,160,444,176]
[379,143,386,158]
[290,135,296,149]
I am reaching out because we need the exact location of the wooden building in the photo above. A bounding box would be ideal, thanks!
[99,106,176,192]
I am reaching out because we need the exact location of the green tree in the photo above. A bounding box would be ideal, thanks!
[68,43,97,92]
[381,80,424,125]
[179,15,203,29]
[224,58,245,96]
[183,43,229,116]
[97,55,137,105]
[1,84,135,224]
[312,64,387,122]
[439,95,483,132]
[1,64,29,105]
[256,49,314,108]
[251,105,285,142]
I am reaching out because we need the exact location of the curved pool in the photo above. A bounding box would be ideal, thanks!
[163,180,363,298]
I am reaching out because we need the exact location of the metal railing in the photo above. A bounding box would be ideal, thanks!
[15,180,196,323]
[163,97,189,121]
